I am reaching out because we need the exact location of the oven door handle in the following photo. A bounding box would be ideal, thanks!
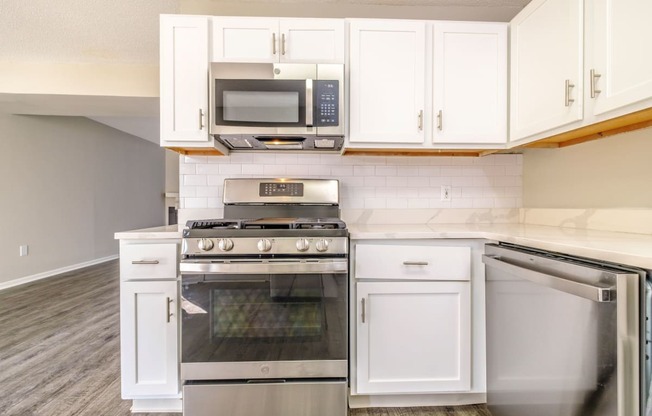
[180,260,348,275]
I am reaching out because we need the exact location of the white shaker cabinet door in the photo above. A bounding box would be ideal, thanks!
[433,22,507,144]
[356,281,471,394]
[349,20,426,144]
[120,281,179,398]
[160,15,210,144]
[279,19,344,63]
[589,0,652,116]
[212,17,279,63]
[509,0,583,142]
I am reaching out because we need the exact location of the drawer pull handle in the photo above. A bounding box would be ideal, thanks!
[166,297,173,323]
[132,260,160,265]
[361,298,366,323]
[403,261,429,266]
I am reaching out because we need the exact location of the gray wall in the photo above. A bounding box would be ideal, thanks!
[0,114,165,285]
[523,127,652,208]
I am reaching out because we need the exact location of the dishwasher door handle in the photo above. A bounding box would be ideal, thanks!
[482,254,614,302]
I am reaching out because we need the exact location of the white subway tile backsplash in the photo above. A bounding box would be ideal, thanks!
[387,176,408,187]
[407,177,430,187]
[184,175,207,186]
[364,176,386,187]
[196,164,221,174]
[242,164,265,175]
[179,154,523,211]
[219,164,242,175]
[375,166,398,176]
[397,166,419,177]
[185,197,208,208]
[354,166,375,176]
[264,165,286,175]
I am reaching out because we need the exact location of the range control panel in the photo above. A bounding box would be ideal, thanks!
[314,80,339,126]
[259,182,304,197]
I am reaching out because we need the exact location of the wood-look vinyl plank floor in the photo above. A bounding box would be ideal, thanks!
[0,260,490,416]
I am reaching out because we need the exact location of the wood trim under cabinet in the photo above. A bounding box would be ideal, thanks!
[165,147,227,156]
[519,107,652,149]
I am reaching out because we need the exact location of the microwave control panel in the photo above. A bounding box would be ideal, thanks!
[314,81,339,127]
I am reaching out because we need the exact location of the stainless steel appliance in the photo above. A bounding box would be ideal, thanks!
[180,178,348,416]
[209,63,344,151]
[484,243,651,416]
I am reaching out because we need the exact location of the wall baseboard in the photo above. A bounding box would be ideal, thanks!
[0,255,119,291]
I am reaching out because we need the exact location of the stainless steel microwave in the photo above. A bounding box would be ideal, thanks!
[209,63,344,151]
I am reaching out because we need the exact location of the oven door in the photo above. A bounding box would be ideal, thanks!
[180,259,348,381]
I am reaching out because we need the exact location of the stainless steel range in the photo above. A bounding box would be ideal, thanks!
[180,178,348,416]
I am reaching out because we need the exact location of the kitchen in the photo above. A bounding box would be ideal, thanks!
[2,0,652,415]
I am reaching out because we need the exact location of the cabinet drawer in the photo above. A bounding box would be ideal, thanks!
[120,244,178,280]
[354,244,470,281]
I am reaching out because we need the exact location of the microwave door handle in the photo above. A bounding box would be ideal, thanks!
[306,79,313,127]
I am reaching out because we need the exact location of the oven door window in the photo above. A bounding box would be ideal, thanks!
[182,273,346,363]
[214,79,306,127]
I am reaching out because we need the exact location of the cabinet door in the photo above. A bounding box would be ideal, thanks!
[509,0,583,142]
[589,0,652,116]
[356,282,471,394]
[160,15,209,144]
[279,19,344,63]
[212,17,279,63]
[433,22,507,144]
[349,20,426,144]
[121,281,178,398]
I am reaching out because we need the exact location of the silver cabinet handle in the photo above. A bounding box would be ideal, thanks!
[436,110,443,131]
[272,33,277,55]
[403,261,429,266]
[131,260,160,265]
[281,33,286,55]
[590,69,602,98]
[361,298,366,323]
[565,79,575,107]
[305,79,313,127]
[418,110,423,130]
[199,108,204,129]
[166,297,173,323]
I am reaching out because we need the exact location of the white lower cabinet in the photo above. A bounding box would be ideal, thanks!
[356,281,471,394]
[120,280,179,398]
[118,239,181,409]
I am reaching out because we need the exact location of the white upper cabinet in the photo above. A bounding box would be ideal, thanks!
[349,19,426,144]
[433,22,507,144]
[160,15,210,145]
[509,0,584,142]
[588,0,652,116]
[212,17,344,63]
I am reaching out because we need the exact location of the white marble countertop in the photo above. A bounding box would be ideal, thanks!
[349,223,652,269]
[114,224,183,240]
[114,223,652,269]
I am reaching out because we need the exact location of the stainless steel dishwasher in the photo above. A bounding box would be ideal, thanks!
[483,243,651,416]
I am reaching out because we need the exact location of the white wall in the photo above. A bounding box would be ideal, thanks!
[179,153,523,211]
[0,114,165,285]
[523,127,652,208]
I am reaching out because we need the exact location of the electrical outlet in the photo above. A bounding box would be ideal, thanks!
[19,245,29,257]
[440,185,452,201]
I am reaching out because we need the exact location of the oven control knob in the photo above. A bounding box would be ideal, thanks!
[315,239,329,252]
[296,238,310,252]
[198,238,214,251]
[217,238,234,252]
[257,239,272,252]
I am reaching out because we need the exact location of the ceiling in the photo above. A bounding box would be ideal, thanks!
[0,0,530,142]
